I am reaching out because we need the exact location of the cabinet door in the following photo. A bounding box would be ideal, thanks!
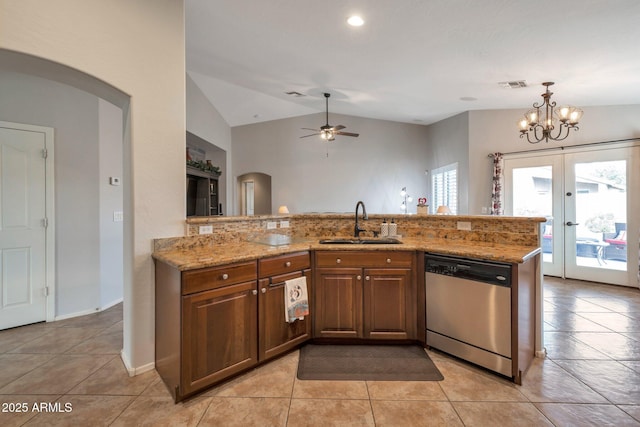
[314,268,362,338]
[259,270,311,361]
[363,268,413,340]
[181,281,258,395]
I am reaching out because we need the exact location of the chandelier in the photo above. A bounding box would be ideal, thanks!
[517,82,583,144]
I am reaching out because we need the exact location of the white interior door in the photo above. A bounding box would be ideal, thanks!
[0,125,48,329]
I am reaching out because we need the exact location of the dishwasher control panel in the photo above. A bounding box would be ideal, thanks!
[425,253,512,287]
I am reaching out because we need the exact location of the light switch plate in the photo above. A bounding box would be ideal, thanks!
[280,220,290,228]
[267,221,277,230]
[199,225,213,234]
[113,211,124,222]
[457,221,472,231]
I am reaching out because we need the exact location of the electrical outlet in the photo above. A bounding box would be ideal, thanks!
[113,211,124,222]
[266,221,277,230]
[109,177,121,186]
[457,221,472,231]
[199,225,213,235]
[280,220,290,228]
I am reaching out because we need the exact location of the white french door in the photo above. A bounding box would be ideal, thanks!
[505,145,639,287]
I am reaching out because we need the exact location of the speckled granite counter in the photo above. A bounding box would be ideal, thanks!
[152,236,540,271]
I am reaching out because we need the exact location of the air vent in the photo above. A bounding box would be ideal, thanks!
[285,91,305,97]
[498,81,527,89]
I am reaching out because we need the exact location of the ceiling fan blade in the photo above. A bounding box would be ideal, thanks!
[301,128,321,132]
[335,131,359,137]
[332,125,346,131]
[299,133,319,138]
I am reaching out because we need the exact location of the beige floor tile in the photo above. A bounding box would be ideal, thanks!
[199,397,289,426]
[50,310,122,330]
[8,327,100,354]
[110,395,211,427]
[584,312,640,332]
[366,380,446,400]
[518,358,608,403]
[68,356,156,396]
[0,324,48,353]
[621,360,640,373]
[371,400,463,426]
[0,395,61,427]
[207,352,297,398]
[141,377,174,398]
[544,312,613,332]
[573,331,640,359]
[620,405,640,423]
[0,354,55,388]
[292,378,369,399]
[23,395,134,427]
[544,331,610,360]
[536,403,640,427]
[453,402,553,427]
[287,398,374,426]
[0,354,112,395]
[436,360,527,402]
[65,330,122,354]
[96,320,124,337]
[555,359,640,405]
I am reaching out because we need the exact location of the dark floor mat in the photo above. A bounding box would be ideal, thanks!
[297,344,444,381]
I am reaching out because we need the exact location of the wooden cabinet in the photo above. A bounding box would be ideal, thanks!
[155,252,311,402]
[258,252,312,361]
[314,251,416,340]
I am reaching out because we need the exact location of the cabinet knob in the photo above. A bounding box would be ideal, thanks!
[222,273,229,280]
[285,261,292,267]
[386,258,392,264]
[357,275,362,280]
[252,290,258,296]
[336,258,342,264]
[365,275,370,281]
[261,288,266,294]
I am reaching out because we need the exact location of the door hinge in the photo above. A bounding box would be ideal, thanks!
[44,286,49,297]
[42,148,48,159]
[42,218,49,228]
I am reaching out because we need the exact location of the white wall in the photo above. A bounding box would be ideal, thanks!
[0,0,186,373]
[425,112,470,213]
[99,99,124,309]
[232,113,430,215]
[186,73,232,215]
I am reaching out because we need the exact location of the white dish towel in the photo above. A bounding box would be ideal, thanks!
[284,276,309,323]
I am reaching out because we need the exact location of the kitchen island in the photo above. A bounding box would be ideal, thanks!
[153,214,544,401]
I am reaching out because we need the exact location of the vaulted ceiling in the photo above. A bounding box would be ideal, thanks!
[186,0,640,127]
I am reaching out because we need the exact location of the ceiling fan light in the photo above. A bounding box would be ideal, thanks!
[347,15,364,26]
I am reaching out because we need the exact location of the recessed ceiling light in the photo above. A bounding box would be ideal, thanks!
[347,15,364,27]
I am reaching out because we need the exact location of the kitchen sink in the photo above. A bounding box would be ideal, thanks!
[318,237,402,245]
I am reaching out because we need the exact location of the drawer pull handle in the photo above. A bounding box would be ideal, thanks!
[285,261,292,267]
[252,290,258,296]
[386,258,391,264]
[222,273,229,280]
[336,258,342,264]
[365,275,370,281]
[261,288,266,293]
[357,275,362,280]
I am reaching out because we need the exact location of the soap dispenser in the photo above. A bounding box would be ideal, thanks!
[388,218,397,237]
[380,218,388,237]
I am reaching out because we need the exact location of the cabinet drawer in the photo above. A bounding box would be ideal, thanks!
[182,261,257,295]
[315,251,413,268]
[259,251,310,278]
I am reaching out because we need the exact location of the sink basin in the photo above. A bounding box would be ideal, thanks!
[319,237,402,245]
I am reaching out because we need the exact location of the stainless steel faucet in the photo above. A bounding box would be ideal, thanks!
[354,201,368,238]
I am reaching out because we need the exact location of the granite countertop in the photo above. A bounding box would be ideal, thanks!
[152,236,541,271]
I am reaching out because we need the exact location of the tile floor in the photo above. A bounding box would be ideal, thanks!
[1,277,639,426]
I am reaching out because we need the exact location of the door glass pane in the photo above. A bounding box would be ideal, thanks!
[512,166,554,263]
[574,160,626,271]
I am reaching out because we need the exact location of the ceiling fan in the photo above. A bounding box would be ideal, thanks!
[300,93,359,141]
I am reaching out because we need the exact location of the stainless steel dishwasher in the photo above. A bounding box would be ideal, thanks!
[425,253,513,378]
